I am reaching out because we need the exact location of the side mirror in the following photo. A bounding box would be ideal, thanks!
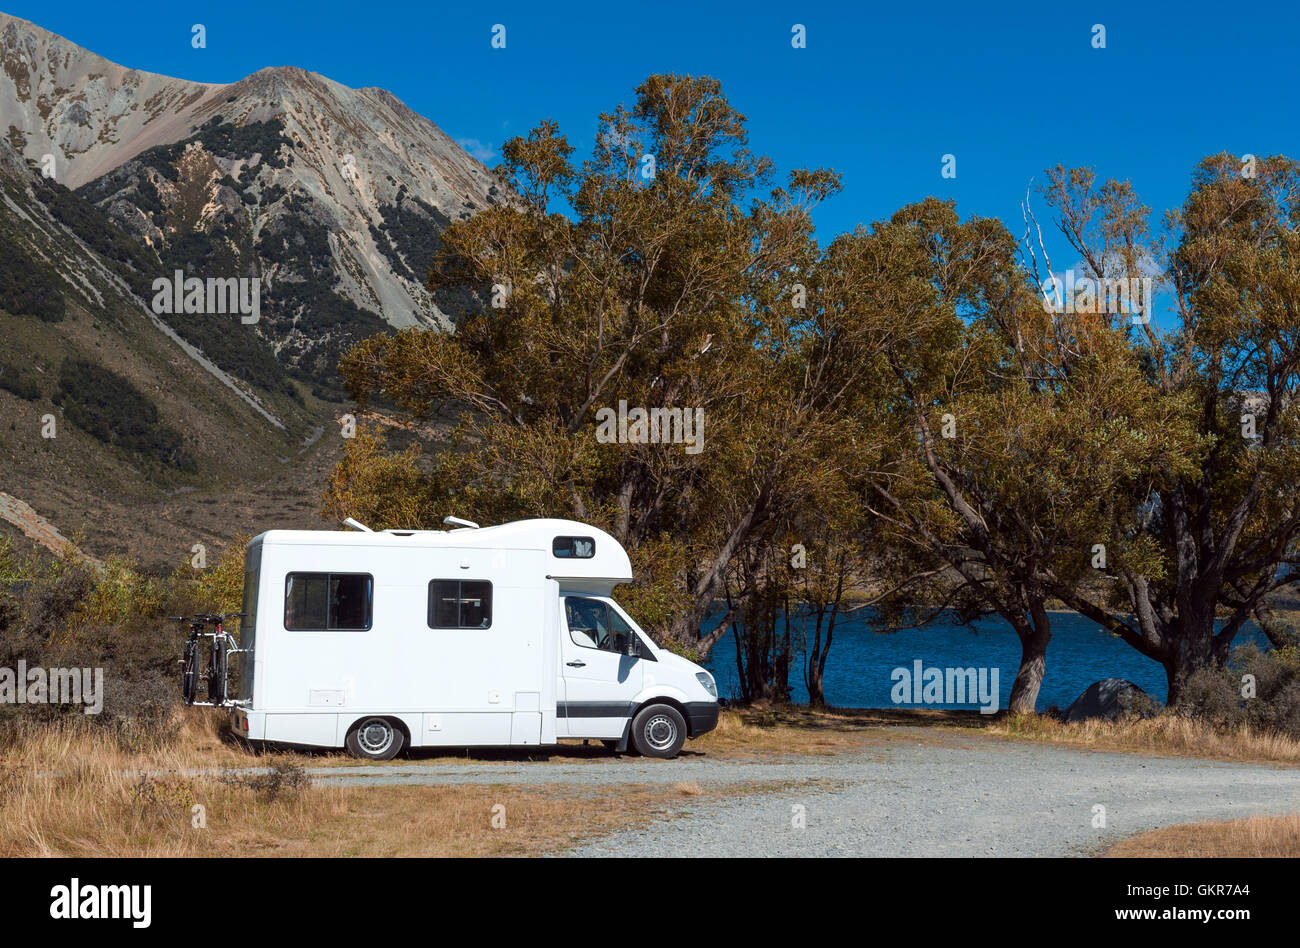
[625,635,639,658]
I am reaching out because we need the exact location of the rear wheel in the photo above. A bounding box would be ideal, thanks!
[345,717,405,760]
[181,643,199,704]
[207,639,227,703]
[630,704,687,759]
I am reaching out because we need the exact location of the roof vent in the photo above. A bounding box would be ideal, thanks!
[443,516,481,530]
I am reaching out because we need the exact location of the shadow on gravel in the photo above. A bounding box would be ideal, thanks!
[731,706,1001,731]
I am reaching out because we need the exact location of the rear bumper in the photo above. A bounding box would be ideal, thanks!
[231,708,264,740]
[684,701,720,737]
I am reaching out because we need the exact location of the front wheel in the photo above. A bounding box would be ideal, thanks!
[345,717,405,760]
[630,704,687,759]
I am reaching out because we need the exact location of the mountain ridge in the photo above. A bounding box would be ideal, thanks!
[0,12,496,567]
[1,10,502,337]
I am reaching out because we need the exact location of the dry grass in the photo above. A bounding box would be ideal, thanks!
[687,705,976,758]
[0,712,814,856]
[987,711,1300,766]
[0,707,266,774]
[1106,813,1300,857]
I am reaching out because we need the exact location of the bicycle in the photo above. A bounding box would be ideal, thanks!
[174,613,246,706]
[199,613,245,704]
[172,616,203,704]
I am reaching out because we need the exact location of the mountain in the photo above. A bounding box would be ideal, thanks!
[0,12,495,567]
[1,12,502,392]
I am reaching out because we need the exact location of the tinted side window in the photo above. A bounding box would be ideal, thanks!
[565,597,627,652]
[284,573,372,630]
[552,536,595,558]
[428,580,493,629]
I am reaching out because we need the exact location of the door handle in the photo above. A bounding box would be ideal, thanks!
[566,661,586,667]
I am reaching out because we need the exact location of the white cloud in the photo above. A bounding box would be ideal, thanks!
[455,137,496,164]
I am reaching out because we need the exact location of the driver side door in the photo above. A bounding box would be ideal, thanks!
[558,596,644,738]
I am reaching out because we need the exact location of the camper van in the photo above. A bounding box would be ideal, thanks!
[225,517,719,759]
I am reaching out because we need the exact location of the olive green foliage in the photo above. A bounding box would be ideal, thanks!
[53,359,197,473]
[321,77,1300,713]
[0,233,65,321]
[1035,156,1300,703]
[1180,644,1300,738]
[329,76,848,656]
[0,358,41,400]
[0,535,249,732]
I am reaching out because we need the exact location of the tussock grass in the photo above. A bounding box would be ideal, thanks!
[988,711,1300,766]
[0,711,808,856]
[1107,813,1300,857]
[0,706,258,774]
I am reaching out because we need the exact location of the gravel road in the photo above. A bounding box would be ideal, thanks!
[245,729,1300,856]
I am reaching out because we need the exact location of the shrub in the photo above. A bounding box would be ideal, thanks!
[53,359,198,472]
[1180,644,1300,738]
[0,236,65,321]
[0,361,41,400]
[219,760,308,800]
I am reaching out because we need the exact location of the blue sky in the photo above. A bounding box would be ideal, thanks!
[7,0,1298,265]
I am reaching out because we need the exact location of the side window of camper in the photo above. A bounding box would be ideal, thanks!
[552,536,595,558]
[565,597,630,653]
[284,573,373,630]
[428,580,493,629]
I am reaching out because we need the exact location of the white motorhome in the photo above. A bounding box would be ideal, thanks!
[227,517,719,759]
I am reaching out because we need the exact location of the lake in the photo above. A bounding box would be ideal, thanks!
[701,608,1269,711]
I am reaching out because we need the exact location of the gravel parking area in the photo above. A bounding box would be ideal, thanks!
[255,728,1300,856]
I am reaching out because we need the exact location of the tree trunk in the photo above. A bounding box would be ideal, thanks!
[1164,603,1217,709]
[805,604,827,707]
[1007,602,1051,714]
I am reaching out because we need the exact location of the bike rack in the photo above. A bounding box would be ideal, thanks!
[180,628,253,708]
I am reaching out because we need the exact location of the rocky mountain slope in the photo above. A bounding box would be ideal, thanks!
[1,12,502,393]
[0,12,496,566]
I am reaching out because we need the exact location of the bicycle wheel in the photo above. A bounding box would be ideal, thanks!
[207,637,227,703]
[181,641,199,704]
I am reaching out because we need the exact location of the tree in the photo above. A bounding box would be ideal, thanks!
[1037,155,1300,704]
[819,199,1185,712]
[328,75,839,655]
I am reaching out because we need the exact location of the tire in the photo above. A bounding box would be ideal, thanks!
[207,639,227,703]
[630,704,687,759]
[345,717,405,760]
[181,643,199,704]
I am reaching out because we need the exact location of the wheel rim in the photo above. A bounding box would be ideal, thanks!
[358,719,394,755]
[644,714,677,750]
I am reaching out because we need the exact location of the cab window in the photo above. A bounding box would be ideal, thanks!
[565,597,631,653]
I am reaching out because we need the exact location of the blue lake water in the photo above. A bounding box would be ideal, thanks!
[701,609,1268,711]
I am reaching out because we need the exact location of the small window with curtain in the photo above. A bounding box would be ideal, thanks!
[552,536,595,559]
[428,579,493,629]
[284,573,372,630]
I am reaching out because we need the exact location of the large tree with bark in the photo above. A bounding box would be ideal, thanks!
[1035,155,1300,703]
[821,198,1188,712]
[326,75,845,656]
